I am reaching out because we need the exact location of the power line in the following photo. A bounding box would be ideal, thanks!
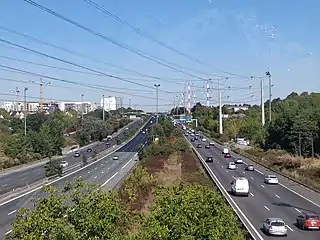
[22,0,209,81]
[0,54,190,87]
[83,0,256,79]
[0,38,177,94]
[0,64,172,101]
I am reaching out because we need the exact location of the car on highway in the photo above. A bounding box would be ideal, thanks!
[87,148,92,152]
[201,138,207,142]
[296,213,320,230]
[190,138,195,142]
[197,144,202,148]
[245,165,254,171]
[264,175,279,184]
[60,160,68,168]
[224,153,231,158]
[195,133,199,136]
[113,156,119,160]
[209,141,215,146]
[194,136,198,140]
[142,131,146,134]
[205,145,210,149]
[228,162,236,170]
[262,218,287,236]
[74,151,80,157]
[235,158,243,164]
[206,156,213,162]
[185,133,189,136]
[230,177,249,196]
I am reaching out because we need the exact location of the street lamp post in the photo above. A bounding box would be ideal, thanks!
[24,87,28,136]
[102,94,105,121]
[154,84,160,123]
[81,94,84,120]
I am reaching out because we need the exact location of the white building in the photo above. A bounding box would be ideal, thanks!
[59,101,94,114]
[100,96,121,111]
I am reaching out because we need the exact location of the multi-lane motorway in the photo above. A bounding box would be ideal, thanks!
[0,119,142,195]
[0,117,153,238]
[186,134,320,240]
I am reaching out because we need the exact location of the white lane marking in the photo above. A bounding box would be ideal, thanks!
[286,225,293,232]
[279,183,320,208]
[226,170,228,173]
[264,206,270,211]
[102,171,104,174]
[101,172,118,187]
[255,169,264,175]
[250,193,254,197]
[94,176,97,179]
[108,167,110,170]
[5,229,12,235]
[101,163,103,166]
[8,210,16,215]
[121,155,135,169]
[190,145,265,240]
[94,167,97,170]
[242,171,246,174]
[251,177,254,180]
[275,194,280,199]
[294,208,302,213]
[88,171,90,174]
[261,184,265,188]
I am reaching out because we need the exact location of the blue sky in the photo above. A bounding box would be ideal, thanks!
[0,0,319,111]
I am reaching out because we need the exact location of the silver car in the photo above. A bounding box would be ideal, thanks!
[262,218,287,236]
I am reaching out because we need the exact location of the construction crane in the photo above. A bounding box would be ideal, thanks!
[30,78,51,112]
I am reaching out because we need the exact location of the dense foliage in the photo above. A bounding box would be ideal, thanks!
[189,92,320,156]
[7,116,246,240]
[0,108,133,169]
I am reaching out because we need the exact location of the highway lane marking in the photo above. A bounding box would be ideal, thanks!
[189,144,265,240]
[102,171,104,174]
[121,154,137,169]
[8,210,16,215]
[294,208,302,213]
[94,167,97,170]
[101,172,119,187]
[264,206,270,211]
[251,177,254,180]
[286,225,293,232]
[261,184,265,188]
[242,171,246,174]
[275,194,280,199]
[250,193,254,197]
[108,167,110,170]
[278,183,320,208]
[88,171,90,173]
[94,176,97,179]
[5,229,12,235]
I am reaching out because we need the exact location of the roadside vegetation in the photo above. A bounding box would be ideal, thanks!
[7,116,248,240]
[0,108,135,170]
[186,92,320,189]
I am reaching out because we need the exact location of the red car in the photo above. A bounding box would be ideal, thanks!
[224,153,231,158]
[296,213,320,230]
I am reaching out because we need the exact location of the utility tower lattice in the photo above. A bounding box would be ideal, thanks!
[187,81,191,114]
[206,79,210,107]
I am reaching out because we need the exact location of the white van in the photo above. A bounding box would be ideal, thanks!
[223,148,229,154]
[230,177,249,196]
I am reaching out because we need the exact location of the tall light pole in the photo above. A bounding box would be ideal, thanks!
[81,94,84,120]
[24,87,28,136]
[154,84,160,123]
[266,71,272,122]
[260,78,265,126]
[102,94,105,121]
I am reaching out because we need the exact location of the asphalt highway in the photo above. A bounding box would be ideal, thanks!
[0,119,142,195]
[0,117,153,238]
[188,136,320,240]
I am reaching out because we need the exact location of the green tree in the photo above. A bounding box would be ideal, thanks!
[44,159,63,178]
[6,180,130,240]
[137,184,246,240]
